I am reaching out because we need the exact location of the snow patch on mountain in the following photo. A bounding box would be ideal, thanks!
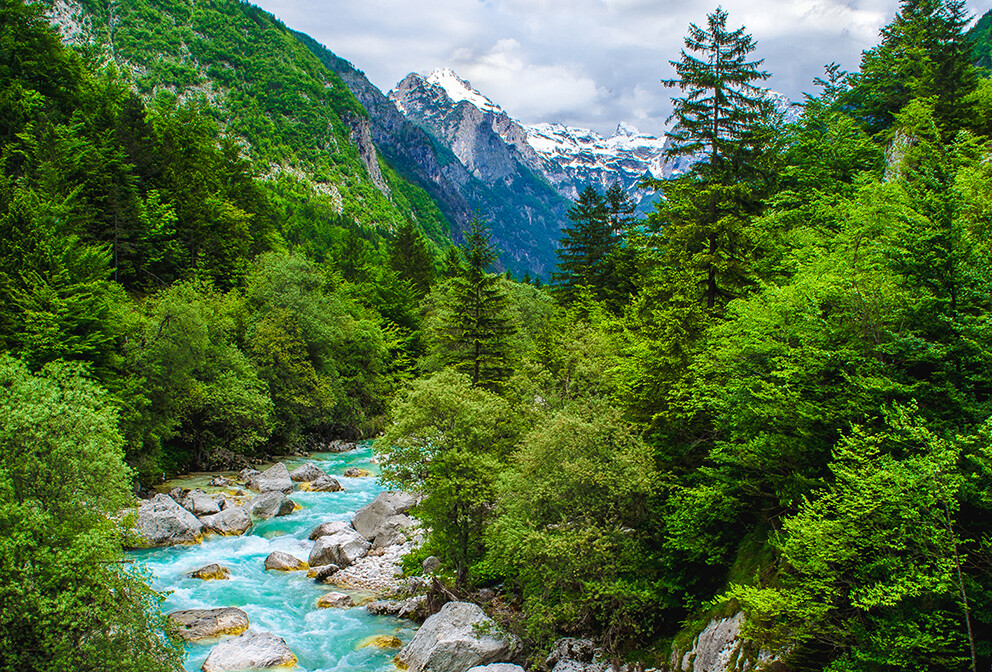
[524,121,669,182]
[425,68,503,115]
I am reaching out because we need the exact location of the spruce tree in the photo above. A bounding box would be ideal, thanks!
[440,217,516,391]
[552,185,611,303]
[853,0,978,136]
[388,219,435,297]
[654,7,772,311]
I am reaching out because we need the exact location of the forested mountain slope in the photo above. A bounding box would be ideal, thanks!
[42,0,449,247]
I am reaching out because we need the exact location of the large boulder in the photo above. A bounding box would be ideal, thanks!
[188,564,231,581]
[289,462,327,482]
[308,521,350,541]
[181,488,221,516]
[316,591,354,609]
[135,493,202,547]
[201,631,297,672]
[308,528,370,568]
[167,608,249,642]
[351,491,417,541]
[247,463,293,494]
[395,601,520,672]
[200,507,252,536]
[371,514,415,549]
[264,551,308,572]
[249,492,296,520]
[305,474,343,492]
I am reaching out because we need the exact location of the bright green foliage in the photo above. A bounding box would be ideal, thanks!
[851,0,978,136]
[126,279,272,474]
[244,252,391,447]
[487,405,658,653]
[0,356,183,672]
[971,9,992,70]
[430,218,517,391]
[378,369,519,587]
[728,407,982,671]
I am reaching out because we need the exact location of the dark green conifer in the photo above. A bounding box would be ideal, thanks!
[388,219,435,297]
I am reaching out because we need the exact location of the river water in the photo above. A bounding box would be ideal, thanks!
[128,444,417,672]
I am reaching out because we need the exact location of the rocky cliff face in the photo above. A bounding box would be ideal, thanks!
[386,69,572,276]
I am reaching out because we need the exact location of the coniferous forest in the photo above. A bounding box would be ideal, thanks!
[2,0,992,670]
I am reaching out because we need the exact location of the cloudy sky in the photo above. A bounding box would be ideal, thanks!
[252,0,992,137]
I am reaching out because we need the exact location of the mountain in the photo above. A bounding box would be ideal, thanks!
[523,121,667,211]
[970,9,992,69]
[389,69,572,276]
[41,0,450,248]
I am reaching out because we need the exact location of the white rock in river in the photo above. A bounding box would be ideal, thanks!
[289,462,328,482]
[181,488,221,516]
[264,550,308,571]
[199,507,252,536]
[351,491,416,541]
[308,520,350,541]
[134,493,202,546]
[247,462,294,494]
[201,630,297,671]
[249,492,295,520]
[396,601,520,672]
[168,607,249,642]
[308,527,370,568]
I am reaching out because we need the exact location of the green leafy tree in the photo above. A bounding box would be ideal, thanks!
[378,369,519,587]
[388,219,436,297]
[487,405,658,653]
[0,355,183,672]
[729,408,981,671]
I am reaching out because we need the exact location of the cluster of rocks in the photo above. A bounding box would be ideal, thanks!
[131,460,352,547]
[167,608,296,672]
[304,490,421,593]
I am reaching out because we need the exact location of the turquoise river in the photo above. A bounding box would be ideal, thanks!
[128,444,417,672]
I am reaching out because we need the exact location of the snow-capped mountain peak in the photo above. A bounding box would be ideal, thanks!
[425,68,503,114]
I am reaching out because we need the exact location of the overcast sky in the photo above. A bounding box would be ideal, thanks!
[252,0,992,137]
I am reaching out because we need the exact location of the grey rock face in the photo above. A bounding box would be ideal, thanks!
[307,474,343,492]
[670,612,777,672]
[187,564,231,581]
[468,666,527,672]
[308,528,370,568]
[422,555,441,574]
[264,551,308,571]
[249,492,295,520]
[308,564,340,582]
[343,111,390,197]
[371,514,415,549]
[396,601,520,672]
[201,630,297,672]
[351,491,417,540]
[181,488,221,516]
[167,607,249,642]
[135,493,202,546]
[308,520,351,541]
[289,462,328,483]
[247,462,293,494]
[199,507,252,536]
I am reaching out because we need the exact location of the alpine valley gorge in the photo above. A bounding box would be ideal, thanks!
[3,0,992,671]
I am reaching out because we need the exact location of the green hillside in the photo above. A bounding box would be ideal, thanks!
[44,0,449,245]
[971,9,992,69]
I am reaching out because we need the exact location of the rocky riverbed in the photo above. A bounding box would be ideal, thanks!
[128,443,420,672]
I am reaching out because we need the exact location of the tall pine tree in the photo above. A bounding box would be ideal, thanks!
[439,217,516,391]
[652,7,772,311]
